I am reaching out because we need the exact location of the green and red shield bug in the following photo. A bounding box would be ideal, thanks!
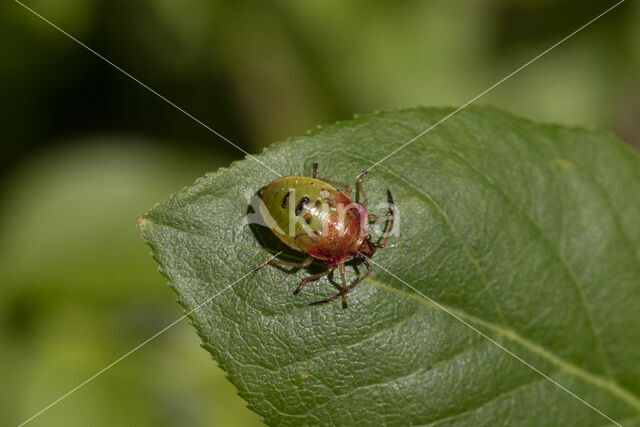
[255,163,394,308]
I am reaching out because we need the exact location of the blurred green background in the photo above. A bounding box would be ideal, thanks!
[1,1,638,426]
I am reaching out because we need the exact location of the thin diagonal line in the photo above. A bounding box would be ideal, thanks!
[364,256,622,426]
[13,0,281,178]
[17,251,282,427]
[362,0,626,175]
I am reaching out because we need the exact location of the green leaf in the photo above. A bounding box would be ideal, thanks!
[140,106,640,426]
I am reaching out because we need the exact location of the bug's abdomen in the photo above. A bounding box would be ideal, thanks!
[259,177,335,250]
[297,194,366,265]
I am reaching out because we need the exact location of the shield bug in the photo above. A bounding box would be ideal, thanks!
[255,163,394,308]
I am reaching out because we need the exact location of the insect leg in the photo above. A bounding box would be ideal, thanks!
[310,260,371,307]
[343,259,371,296]
[356,170,368,206]
[253,255,313,272]
[320,179,352,197]
[374,190,395,248]
[312,163,352,196]
[294,265,333,294]
[338,263,348,309]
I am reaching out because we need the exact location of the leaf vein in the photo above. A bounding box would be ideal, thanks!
[301,341,489,418]
[445,147,614,381]
[422,371,557,426]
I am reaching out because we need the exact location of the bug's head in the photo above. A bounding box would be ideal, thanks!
[356,236,377,260]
